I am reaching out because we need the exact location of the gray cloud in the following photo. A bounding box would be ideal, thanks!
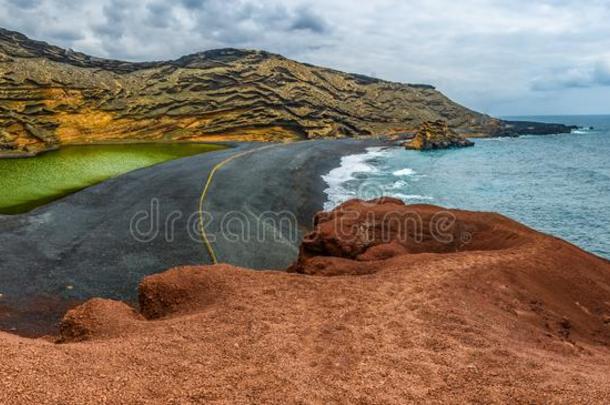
[593,61,610,85]
[45,28,85,42]
[6,0,40,9]
[532,59,610,91]
[145,2,176,28]
[179,0,207,9]
[94,0,129,39]
[0,0,608,115]
[290,6,329,33]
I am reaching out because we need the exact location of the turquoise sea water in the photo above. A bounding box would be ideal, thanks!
[322,115,610,258]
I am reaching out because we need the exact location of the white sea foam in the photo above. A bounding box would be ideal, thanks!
[321,147,386,210]
[362,146,388,157]
[390,180,409,189]
[320,146,432,210]
[476,137,509,142]
[392,168,416,176]
[321,148,380,187]
[391,193,434,201]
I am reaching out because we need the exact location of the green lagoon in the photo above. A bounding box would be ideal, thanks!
[0,143,225,214]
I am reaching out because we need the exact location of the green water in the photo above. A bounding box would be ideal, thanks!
[0,143,225,214]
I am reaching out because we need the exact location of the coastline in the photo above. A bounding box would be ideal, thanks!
[1,132,607,327]
[159,138,385,270]
[0,138,609,403]
[323,125,610,259]
[0,139,379,336]
[0,118,580,160]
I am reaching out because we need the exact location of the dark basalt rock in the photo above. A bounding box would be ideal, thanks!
[493,120,577,137]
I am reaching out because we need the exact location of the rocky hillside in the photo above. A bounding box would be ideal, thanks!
[403,120,474,150]
[0,28,569,156]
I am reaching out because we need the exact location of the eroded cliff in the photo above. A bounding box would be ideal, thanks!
[0,28,500,155]
[0,28,570,156]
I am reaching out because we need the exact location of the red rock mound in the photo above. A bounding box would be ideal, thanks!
[139,265,232,320]
[289,197,532,275]
[291,198,610,345]
[2,199,610,403]
[59,298,144,342]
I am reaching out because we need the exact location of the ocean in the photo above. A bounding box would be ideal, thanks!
[322,115,610,259]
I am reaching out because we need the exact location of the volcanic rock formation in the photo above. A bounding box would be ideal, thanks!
[0,198,598,402]
[58,197,610,348]
[403,120,475,150]
[500,120,579,136]
[0,27,573,156]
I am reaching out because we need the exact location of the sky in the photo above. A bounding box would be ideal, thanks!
[1,0,609,116]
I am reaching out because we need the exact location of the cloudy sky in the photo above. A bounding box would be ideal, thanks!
[1,0,609,116]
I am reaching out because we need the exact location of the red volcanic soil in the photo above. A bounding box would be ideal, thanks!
[1,198,610,403]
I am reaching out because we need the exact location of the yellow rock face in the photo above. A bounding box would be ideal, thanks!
[404,120,475,150]
[0,28,501,155]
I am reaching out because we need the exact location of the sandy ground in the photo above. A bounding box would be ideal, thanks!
[1,198,609,403]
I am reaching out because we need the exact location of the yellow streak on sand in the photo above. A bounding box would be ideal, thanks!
[197,143,285,264]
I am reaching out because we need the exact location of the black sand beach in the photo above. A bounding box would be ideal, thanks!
[0,139,375,335]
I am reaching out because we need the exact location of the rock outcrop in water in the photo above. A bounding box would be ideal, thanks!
[0,28,574,156]
[403,120,475,150]
[2,198,607,402]
[497,120,578,137]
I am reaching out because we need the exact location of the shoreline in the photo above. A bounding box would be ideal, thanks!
[0,138,609,403]
[0,139,378,336]
[2,129,608,336]
[0,139,241,159]
[0,120,584,159]
[325,130,610,260]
